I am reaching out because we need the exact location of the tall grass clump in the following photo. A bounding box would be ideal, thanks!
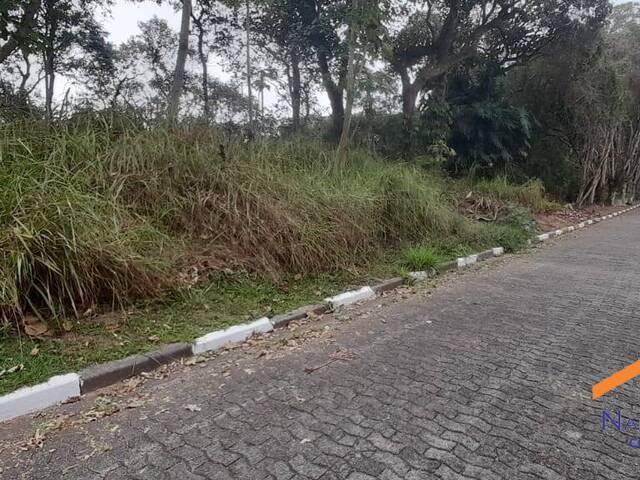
[471,177,561,213]
[401,246,443,271]
[0,120,528,326]
[0,123,169,325]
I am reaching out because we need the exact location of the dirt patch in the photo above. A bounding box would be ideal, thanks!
[535,204,628,232]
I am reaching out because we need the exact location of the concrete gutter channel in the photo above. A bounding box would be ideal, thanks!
[1,204,638,422]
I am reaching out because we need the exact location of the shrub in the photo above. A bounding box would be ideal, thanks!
[489,224,531,252]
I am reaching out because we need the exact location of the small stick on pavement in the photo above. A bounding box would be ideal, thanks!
[304,350,357,374]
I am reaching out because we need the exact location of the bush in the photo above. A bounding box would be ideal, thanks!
[489,224,531,252]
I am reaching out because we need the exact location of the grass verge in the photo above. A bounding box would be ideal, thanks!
[0,120,549,395]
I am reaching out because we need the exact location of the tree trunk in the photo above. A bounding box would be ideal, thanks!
[245,0,253,131]
[43,50,55,120]
[318,51,344,140]
[167,0,192,124]
[195,17,210,121]
[290,50,302,130]
[337,13,359,165]
[400,70,419,130]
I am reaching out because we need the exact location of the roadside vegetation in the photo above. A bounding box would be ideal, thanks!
[0,120,548,393]
[1,0,639,392]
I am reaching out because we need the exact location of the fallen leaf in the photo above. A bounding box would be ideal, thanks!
[184,356,207,366]
[184,404,201,412]
[300,438,312,444]
[31,346,40,356]
[6,364,24,375]
[147,335,160,342]
[23,316,50,337]
[62,321,73,332]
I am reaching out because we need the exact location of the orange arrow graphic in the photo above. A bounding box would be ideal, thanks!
[593,360,640,399]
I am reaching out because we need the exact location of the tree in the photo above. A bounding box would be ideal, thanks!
[505,2,640,203]
[385,0,611,128]
[167,0,192,122]
[29,0,111,119]
[252,0,315,131]
[190,0,231,121]
[0,0,41,64]
[337,0,373,162]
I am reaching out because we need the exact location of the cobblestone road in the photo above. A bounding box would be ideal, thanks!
[2,213,640,479]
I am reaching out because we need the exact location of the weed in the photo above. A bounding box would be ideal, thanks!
[401,246,443,271]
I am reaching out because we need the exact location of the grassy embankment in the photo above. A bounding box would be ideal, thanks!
[0,121,555,394]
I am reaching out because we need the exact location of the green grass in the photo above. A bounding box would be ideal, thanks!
[0,119,547,394]
[401,246,444,271]
[0,121,515,324]
[0,266,401,395]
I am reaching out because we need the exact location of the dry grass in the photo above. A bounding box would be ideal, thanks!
[0,121,520,327]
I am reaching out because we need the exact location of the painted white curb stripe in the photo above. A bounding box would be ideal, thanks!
[492,247,505,256]
[192,317,273,355]
[465,254,478,266]
[0,374,80,422]
[325,286,375,309]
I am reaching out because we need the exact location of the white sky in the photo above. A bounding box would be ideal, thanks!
[96,1,286,111]
[102,2,181,45]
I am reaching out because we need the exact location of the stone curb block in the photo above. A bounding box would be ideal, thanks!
[0,374,80,422]
[192,318,273,355]
[270,304,328,329]
[79,343,191,394]
[537,233,550,242]
[492,247,505,257]
[408,271,430,282]
[325,286,376,309]
[372,277,405,294]
[437,260,459,272]
[477,249,494,262]
[456,257,467,268]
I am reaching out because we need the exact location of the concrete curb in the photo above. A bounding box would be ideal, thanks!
[372,277,405,294]
[0,374,80,422]
[270,303,328,329]
[192,317,273,355]
[324,286,376,309]
[79,343,192,394]
[1,203,637,422]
